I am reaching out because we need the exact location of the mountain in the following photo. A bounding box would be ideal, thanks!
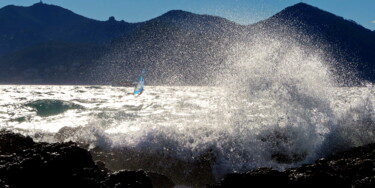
[151,10,244,36]
[94,4,375,85]
[0,2,139,56]
[253,3,375,84]
[0,2,374,85]
[91,10,244,85]
[0,42,105,84]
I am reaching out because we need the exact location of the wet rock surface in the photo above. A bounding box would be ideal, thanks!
[1,130,374,188]
[0,130,174,188]
[209,143,375,188]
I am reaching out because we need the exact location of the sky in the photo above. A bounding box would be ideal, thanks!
[0,0,374,30]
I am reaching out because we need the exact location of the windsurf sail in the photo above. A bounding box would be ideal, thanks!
[133,70,145,96]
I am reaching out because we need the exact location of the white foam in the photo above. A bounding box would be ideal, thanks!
[1,35,374,183]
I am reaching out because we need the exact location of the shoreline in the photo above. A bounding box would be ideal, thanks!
[0,130,373,187]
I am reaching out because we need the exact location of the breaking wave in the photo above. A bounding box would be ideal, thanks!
[43,33,375,186]
[5,27,375,187]
[211,32,375,177]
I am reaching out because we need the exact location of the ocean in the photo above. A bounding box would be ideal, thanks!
[1,84,375,185]
[1,33,375,186]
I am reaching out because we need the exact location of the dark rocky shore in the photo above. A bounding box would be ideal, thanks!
[210,144,375,188]
[0,130,374,188]
[0,130,174,188]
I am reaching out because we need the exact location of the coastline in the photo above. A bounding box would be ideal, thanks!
[0,130,373,188]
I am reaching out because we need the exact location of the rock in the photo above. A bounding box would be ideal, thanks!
[0,179,9,188]
[95,160,110,173]
[147,172,175,188]
[1,130,373,188]
[288,170,348,188]
[0,130,34,154]
[211,143,375,188]
[103,170,152,188]
[353,176,375,188]
[0,131,158,188]
[108,16,116,22]
[0,140,105,187]
[208,168,289,188]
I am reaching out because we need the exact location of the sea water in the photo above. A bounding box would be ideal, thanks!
[1,35,375,186]
[0,84,374,185]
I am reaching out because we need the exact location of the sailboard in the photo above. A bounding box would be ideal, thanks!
[133,70,145,96]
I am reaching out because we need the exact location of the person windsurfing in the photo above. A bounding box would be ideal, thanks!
[133,69,145,96]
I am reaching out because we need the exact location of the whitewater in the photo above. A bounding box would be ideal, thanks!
[1,84,374,184]
[1,36,375,186]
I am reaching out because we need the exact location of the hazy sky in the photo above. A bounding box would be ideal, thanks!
[1,0,374,30]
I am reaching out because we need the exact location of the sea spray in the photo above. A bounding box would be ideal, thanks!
[23,35,374,186]
[1,37,375,187]
[205,32,337,178]
[321,86,375,155]
[78,32,346,183]
[208,30,375,180]
[1,86,375,186]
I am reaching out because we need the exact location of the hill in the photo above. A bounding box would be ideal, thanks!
[253,3,375,84]
[0,2,374,85]
[91,10,243,85]
[0,42,105,84]
[94,3,375,85]
[0,2,138,56]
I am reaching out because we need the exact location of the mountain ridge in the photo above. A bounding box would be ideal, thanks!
[251,2,375,84]
[0,2,138,56]
[0,2,374,85]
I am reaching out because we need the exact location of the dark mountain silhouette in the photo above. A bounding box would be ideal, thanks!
[0,2,374,85]
[95,3,375,85]
[0,2,139,56]
[92,10,243,85]
[151,10,244,36]
[0,42,105,84]
[253,2,375,84]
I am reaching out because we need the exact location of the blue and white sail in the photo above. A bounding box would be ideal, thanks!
[133,70,145,96]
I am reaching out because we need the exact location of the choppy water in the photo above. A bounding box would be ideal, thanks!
[1,84,375,186]
[1,33,375,187]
